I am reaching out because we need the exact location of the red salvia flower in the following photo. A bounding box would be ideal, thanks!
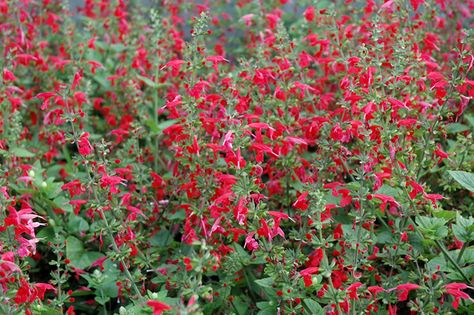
[346,282,363,300]
[293,192,309,211]
[147,300,172,315]
[393,283,420,301]
[77,132,93,156]
[3,67,15,81]
[444,283,474,310]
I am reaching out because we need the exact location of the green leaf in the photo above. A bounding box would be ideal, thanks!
[375,184,401,197]
[66,236,84,260]
[416,216,448,240]
[233,243,250,262]
[32,306,63,315]
[433,210,457,221]
[324,192,341,205]
[95,294,110,305]
[304,299,324,315]
[168,208,185,220]
[257,309,277,315]
[95,41,126,52]
[145,119,177,135]
[465,114,474,129]
[67,214,90,234]
[91,73,111,90]
[98,260,121,298]
[453,213,474,243]
[66,236,104,269]
[137,74,158,88]
[150,229,172,247]
[151,273,167,284]
[346,181,360,192]
[157,119,178,131]
[374,226,393,245]
[254,277,274,288]
[41,178,63,199]
[11,147,35,157]
[231,296,249,315]
[448,170,474,192]
[137,74,169,89]
[427,247,474,280]
[256,301,277,314]
[70,289,95,297]
[409,232,426,255]
[37,226,62,243]
[53,195,73,213]
[78,252,104,270]
[145,119,160,134]
[446,123,470,134]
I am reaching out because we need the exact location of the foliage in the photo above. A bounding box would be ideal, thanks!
[0,0,473,314]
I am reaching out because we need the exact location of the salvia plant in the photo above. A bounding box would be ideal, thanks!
[0,0,473,314]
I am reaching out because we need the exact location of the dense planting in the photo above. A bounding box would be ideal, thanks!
[0,0,473,314]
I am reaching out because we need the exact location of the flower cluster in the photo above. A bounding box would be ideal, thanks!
[0,0,473,314]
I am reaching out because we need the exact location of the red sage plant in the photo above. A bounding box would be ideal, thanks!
[0,0,473,314]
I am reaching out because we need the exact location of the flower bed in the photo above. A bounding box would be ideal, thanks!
[0,0,473,314]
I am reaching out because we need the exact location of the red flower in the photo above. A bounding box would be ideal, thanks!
[257,218,271,241]
[306,248,324,267]
[234,198,248,225]
[244,232,259,251]
[67,306,76,315]
[400,231,408,242]
[100,175,127,194]
[73,91,88,107]
[36,91,57,110]
[3,67,15,81]
[161,59,185,73]
[444,283,474,310]
[331,269,348,289]
[69,199,87,215]
[182,218,198,245]
[346,282,363,300]
[147,300,172,315]
[303,6,315,22]
[394,283,420,301]
[293,192,309,211]
[368,286,385,299]
[268,211,289,220]
[206,55,229,72]
[71,71,82,90]
[388,304,397,315]
[333,224,343,239]
[78,132,93,156]
[34,283,56,300]
[14,279,34,304]
[410,0,424,11]
[372,194,400,214]
[300,267,319,287]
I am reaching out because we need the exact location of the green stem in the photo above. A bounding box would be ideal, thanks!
[285,173,290,217]
[67,103,143,298]
[56,245,63,312]
[230,299,240,314]
[434,239,470,283]
[376,214,390,230]
[328,276,342,315]
[404,213,469,283]
[415,70,459,180]
[398,156,470,284]
[102,294,107,315]
[457,242,468,264]
[98,206,143,297]
[242,269,258,304]
[153,65,160,171]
